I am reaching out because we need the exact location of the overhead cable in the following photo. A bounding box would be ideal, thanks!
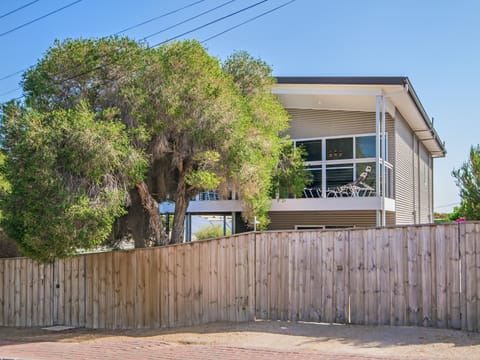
[0,0,297,104]
[0,0,82,38]
[202,0,296,43]
[141,0,236,41]
[0,67,29,82]
[0,0,40,20]
[0,0,208,82]
[152,0,268,47]
[0,87,22,98]
[114,0,205,35]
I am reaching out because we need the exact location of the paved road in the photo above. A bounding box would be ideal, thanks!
[1,320,479,360]
[0,338,388,360]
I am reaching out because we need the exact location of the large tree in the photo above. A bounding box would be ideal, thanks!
[21,37,167,247]
[452,144,480,220]
[3,37,307,252]
[130,46,297,240]
[0,102,147,261]
[0,152,20,258]
[127,40,246,243]
[221,51,307,228]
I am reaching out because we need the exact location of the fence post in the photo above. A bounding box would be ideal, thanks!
[248,231,256,321]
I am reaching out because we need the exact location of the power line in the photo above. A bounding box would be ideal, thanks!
[142,0,236,42]
[152,0,268,47]
[0,0,82,38]
[0,0,214,82]
[0,0,40,20]
[52,0,272,90]
[114,0,205,36]
[9,0,268,82]
[434,202,460,210]
[0,87,22,98]
[0,67,29,82]
[202,0,296,43]
[0,0,297,105]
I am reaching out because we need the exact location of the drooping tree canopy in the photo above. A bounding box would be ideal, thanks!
[0,37,308,259]
[452,144,480,220]
[0,102,147,261]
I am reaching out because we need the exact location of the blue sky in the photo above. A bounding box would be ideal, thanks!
[1,0,478,213]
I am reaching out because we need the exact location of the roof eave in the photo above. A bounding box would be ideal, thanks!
[275,76,446,157]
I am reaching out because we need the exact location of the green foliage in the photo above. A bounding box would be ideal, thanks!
[194,224,231,241]
[0,152,11,194]
[0,103,147,262]
[434,212,451,224]
[452,145,480,220]
[223,51,291,229]
[272,141,311,198]
[4,37,310,248]
[22,37,151,147]
[448,206,465,221]
[130,40,241,190]
[0,228,20,258]
[23,37,146,110]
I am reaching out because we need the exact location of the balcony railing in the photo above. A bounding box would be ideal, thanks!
[197,191,220,201]
[193,191,236,201]
[302,186,376,199]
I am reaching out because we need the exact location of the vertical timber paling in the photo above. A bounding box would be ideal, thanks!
[0,223,479,331]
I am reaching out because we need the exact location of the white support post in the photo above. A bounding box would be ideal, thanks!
[381,96,387,227]
[322,138,327,198]
[375,95,381,227]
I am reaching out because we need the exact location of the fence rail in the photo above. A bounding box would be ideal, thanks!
[1,222,479,331]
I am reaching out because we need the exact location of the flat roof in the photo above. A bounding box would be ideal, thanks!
[277,76,409,86]
[275,76,446,157]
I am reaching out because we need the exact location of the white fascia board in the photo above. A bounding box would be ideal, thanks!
[272,87,383,97]
[186,200,243,213]
[160,200,243,213]
[163,197,396,214]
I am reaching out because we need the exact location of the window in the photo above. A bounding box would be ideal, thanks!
[295,225,325,230]
[356,162,376,188]
[308,167,322,188]
[290,134,391,199]
[356,136,376,158]
[326,138,353,160]
[296,140,322,162]
[326,164,354,188]
[302,167,322,198]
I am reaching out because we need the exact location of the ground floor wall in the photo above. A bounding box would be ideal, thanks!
[267,210,396,230]
[184,210,398,238]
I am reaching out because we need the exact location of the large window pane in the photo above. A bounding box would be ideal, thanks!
[326,138,353,160]
[326,164,353,188]
[356,162,376,187]
[356,136,376,158]
[302,167,322,198]
[308,168,322,188]
[297,140,322,162]
[191,215,232,241]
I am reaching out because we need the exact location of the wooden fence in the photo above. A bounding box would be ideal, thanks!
[0,222,479,331]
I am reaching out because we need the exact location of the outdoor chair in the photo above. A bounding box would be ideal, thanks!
[328,166,374,197]
[303,187,322,198]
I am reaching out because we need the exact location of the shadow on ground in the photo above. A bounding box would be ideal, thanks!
[1,320,479,351]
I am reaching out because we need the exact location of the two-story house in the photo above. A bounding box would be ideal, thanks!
[162,77,446,240]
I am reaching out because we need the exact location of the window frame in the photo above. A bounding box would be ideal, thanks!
[293,133,390,198]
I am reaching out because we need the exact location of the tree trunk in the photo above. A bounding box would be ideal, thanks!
[112,181,167,248]
[136,181,167,246]
[170,175,189,244]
